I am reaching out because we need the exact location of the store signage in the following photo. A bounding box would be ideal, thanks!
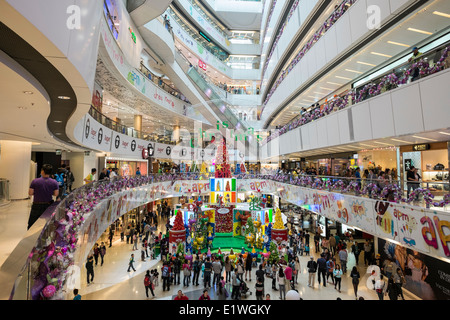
[404,159,413,171]
[198,60,207,71]
[413,144,430,151]
[142,148,149,159]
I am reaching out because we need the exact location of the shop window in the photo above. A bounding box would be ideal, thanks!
[104,0,120,39]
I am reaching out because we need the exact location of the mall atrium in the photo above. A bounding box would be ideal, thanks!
[0,0,449,302]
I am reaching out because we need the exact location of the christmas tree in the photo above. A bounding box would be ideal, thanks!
[245,217,255,236]
[273,208,284,230]
[172,210,185,231]
[214,137,231,178]
[268,241,279,264]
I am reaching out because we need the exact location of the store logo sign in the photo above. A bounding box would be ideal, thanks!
[115,135,120,149]
[98,128,103,145]
[85,119,90,140]
[131,140,136,152]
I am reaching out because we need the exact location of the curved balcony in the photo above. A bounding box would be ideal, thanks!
[139,18,175,64]
[2,173,448,300]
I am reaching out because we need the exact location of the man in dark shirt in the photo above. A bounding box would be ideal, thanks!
[203,257,212,288]
[86,254,94,285]
[99,168,108,180]
[407,166,420,199]
[28,164,59,230]
[317,254,328,287]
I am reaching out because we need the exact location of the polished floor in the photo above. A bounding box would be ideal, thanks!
[0,201,420,301]
[81,217,420,301]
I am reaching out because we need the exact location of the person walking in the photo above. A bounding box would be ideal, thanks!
[161,261,171,291]
[85,254,94,285]
[317,254,327,287]
[271,263,278,290]
[326,257,335,285]
[255,277,264,300]
[28,164,59,230]
[93,243,100,266]
[294,257,301,284]
[363,240,372,265]
[231,268,241,300]
[386,275,399,300]
[99,242,106,266]
[192,257,201,286]
[375,274,386,300]
[245,254,252,281]
[173,256,181,285]
[393,267,406,300]
[144,270,155,298]
[212,257,222,286]
[307,256,317,287]
[277,267,286,300]
[333,264,342,293]
[338,248,348,274]
[350,266,360,299]
[203,257,212,288]
[127,253,136,272]
[66,167,75,193]
[217,277,228,300]
[183,261,191,287]
[224,256,232,283]
[132,233,139,251]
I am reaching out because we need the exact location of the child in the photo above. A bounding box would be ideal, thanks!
[305,244,310,256]
[299,242,304,256]
[153,269,159,286]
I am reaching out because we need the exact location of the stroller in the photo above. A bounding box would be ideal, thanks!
[239,280,252,298]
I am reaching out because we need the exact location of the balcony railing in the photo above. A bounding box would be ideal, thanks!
[262,42,450,144]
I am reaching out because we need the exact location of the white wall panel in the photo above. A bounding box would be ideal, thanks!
[391,83,424,135]
[389,0,411,14]
[366,0,393,25]
[326,113,340,146]
[315,37,327,72]
[335,14,352,55]
[349,0,368,44]
[316,118,328,147]
[419,69,450,131]
[368,94,395,139]
[323,26,338,64]
[301,124,311,150]
[337,110,351,144]
[308,122,318,149]
[352,102,373,141]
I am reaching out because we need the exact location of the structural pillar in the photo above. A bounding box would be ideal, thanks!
[134,115,142,132]
[0,140,32,200]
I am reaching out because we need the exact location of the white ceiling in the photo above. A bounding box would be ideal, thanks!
[0,55,86,153]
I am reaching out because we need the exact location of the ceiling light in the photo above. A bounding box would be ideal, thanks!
[54,120,63,123]
[17,106,27,110]
[391,138,411,143]
[357,61,376,67]
[374,141,394,146]
[433,11,450,18]
[438,132,450,136]
[412,135,438,142]
[387,41,410,47]
[371,52,392,58]
[23,91,34,95]
[407,27,432,35]
[345,69,363,74]
[319,87,333,91]
[359,143,377,148]
[303,99,315,103]
[335,75,352,80]
[326,81,342,85]
[58,96,71,100]
[55,133,62,136]
[313,91,325,95]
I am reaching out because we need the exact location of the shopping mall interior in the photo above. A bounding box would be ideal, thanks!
[0,0,449,303]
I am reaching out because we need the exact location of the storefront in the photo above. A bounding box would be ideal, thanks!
[400,142,449,193]
[357,147,398,175]
[101,156,149,176]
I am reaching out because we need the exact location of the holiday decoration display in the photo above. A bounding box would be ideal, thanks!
[272,208,288,243]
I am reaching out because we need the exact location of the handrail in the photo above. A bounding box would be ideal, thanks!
[8,171,448,299]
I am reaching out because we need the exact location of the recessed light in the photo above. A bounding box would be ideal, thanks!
[433,11,450,18]
[345,69,363,74]
[326,81,342,85]
[23,91,34,95]
[371,52,392,58]
[387,41,410,47]
[391,138,411,143]
[439,132,450,136]
[407,27,432,35]
[17,106,27,110]
[357,61,376,67]
[335,75,352,80]
[319,87,333,91]
[55,133,62,136]
[374,141,394,146]
[412,135,438,142]
[58,96,71,100]
[54,120,63,123]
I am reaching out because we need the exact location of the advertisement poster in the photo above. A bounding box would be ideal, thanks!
[378,238,450,300]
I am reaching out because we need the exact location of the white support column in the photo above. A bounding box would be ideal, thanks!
[0,140,32,200]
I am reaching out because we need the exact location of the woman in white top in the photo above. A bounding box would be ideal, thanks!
[277,267,286,300]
